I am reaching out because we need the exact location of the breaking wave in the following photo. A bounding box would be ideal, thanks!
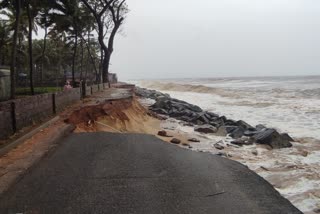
[139,81,241,98]
[140,81,219,93]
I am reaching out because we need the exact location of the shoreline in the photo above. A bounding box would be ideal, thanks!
[133,86,319,214]
[64,85,319,214]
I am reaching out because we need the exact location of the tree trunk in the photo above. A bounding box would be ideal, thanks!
[103,23,120,87]
[79,39,84,81]
[100,51,109,85]
[10,0,21,99]
[80,34,98,83]
[40,26,47,85]
[72,30,78,87]
[99,47,103,84]
[27,1,34,95]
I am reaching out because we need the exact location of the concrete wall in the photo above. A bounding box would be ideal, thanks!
[0,84,105,140]
[91,85,99,94]
[0,69,11,101]
[55,88,81,112]
[14,93,53,130]
[0,102,13,139]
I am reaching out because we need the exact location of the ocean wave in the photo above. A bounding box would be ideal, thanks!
[299,88,320,98]
[139,81,320,100]
[139,81,242,98]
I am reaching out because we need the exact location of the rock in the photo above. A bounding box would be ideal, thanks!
[188,138,200,143]
[216,126,238,136]
[155,95,170,102]
[281,133,294,142]
[216,126,228,136]
[313,208,320,213]
[157,130,173,137]
[256,124,267,131]
[236,120,254,130]
[169,109,185,117]
[230,127,245,138]
[171,99,203,113]
[253,129,293,149]
[225,119,238,126]
[178,115,193,122]
[182,110,194,117]
[135,87,170,99]
[152,108,169,115]
[231,139,245,146]
[205,111,219,119]
[197,113,210,124]
[170,138,181,144]
[158,130,167,137]
[216,152,228,157]
[214,143,225,150]
[209,121,220,127]
[243,130,260,137]
[252,150,258,156]
[219,116,227,123]
[300,150,308,157]
[182,142,190,147]
[194,125,217,134]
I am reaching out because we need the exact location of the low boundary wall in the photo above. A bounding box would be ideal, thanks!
[0,83,107,140]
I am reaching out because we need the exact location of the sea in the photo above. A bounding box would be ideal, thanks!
[133,75,320,213]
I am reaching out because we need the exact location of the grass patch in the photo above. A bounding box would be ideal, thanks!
[16,87,62,95]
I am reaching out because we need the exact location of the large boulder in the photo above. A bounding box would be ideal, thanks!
[216,126,238,136]
[188,138,200,143]
[170,138,181,144]
[281,133,295,142]
[151,99,171,110]
[155,95,170,102]
[135,87,170,99]
[231,138,253,146]
[225,119,238,126]
[152,108,169,115]
[236,120,254,130]
[214,143,225,150]
[169,108,185,117]
[171,101,203,113]
[253,129,293,149]
[230,127,245,138]
[256,124,267,131]
[195,125,217,134]
[205,111,220,119]
[158,130,172,137]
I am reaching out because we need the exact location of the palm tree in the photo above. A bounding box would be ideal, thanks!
[25,0,38,94]
[35,1,54,85]
[51,0,92,87]
[0,19,12,65]
[0,0,23,99]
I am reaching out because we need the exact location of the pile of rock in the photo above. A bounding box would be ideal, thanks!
[135,87,170,100]
[136,87,294,149]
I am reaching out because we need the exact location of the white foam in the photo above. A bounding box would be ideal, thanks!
[136,77,320,213]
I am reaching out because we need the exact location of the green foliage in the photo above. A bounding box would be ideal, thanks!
[0,0,128,98]
[15,86,61,95]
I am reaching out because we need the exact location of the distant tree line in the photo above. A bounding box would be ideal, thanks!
[0,0,128,99]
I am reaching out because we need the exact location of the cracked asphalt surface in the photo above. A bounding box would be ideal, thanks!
[0,132,301,214]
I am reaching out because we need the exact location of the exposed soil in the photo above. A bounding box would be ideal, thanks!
[66,97,194,147]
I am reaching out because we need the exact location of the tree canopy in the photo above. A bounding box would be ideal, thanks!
[0,0,128,98]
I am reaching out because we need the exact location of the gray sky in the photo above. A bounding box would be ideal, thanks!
[110,0,320,80]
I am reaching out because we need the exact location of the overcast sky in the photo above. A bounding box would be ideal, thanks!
[109,0,320,80]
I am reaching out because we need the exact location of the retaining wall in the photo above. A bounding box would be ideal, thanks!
[0,84,104,140]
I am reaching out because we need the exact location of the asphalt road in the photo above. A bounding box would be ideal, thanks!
[0,132,301,214]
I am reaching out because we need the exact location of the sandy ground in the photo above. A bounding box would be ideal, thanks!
[72,97,194,147]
